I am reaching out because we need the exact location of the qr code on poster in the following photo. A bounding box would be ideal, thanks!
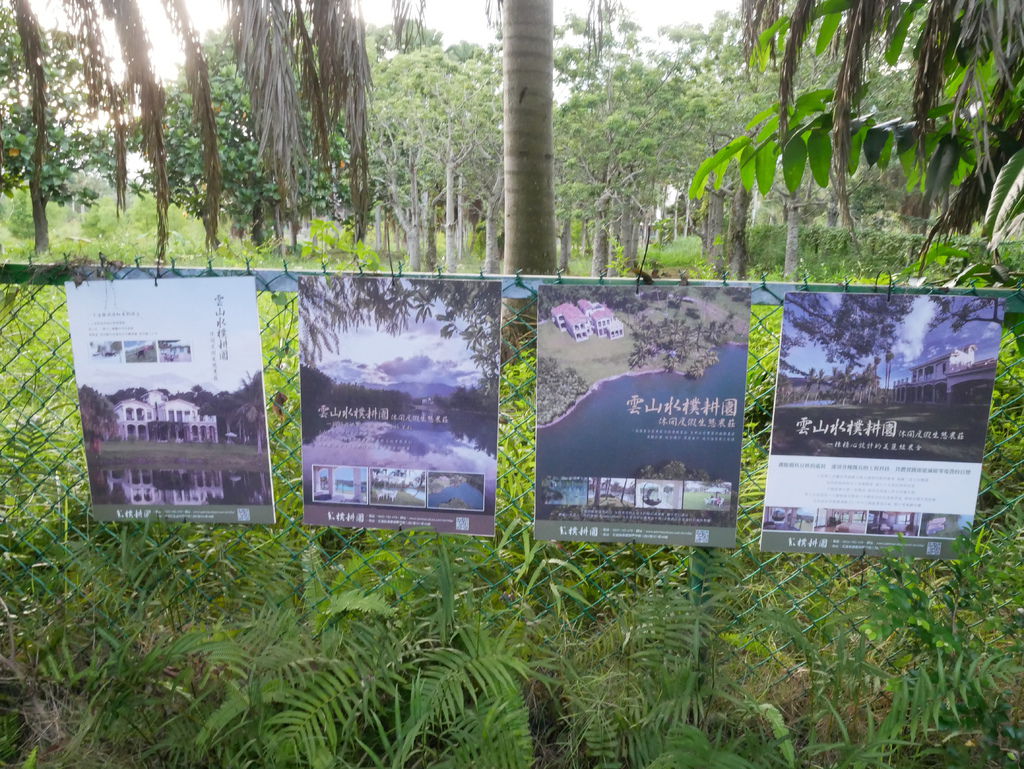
[237,508,251,522]
[455,517,469,532]
[694,529,710,545]
[926,541,941,556]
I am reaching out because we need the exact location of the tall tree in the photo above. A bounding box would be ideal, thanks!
[502,0,557,274]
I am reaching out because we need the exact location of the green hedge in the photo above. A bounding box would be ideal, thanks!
[746,223,1024,280]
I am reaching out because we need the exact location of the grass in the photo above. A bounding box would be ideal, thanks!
[90,440,267,470]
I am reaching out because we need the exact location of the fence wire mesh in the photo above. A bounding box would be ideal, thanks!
[0,263,1021,684]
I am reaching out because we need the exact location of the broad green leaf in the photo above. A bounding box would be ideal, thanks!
[983,147,1024,250]
[794,88,834,116]
[847,124,869,174]
[739,143,756,190]
[813,0,853,16]
[863,126,890,166]
[755,142,778,196]
[925,135,960,204]
[815,13,842,55]
[782,135,807,194]
[690,136,750,198]
[885,1,925,65]
[807,129,832,187]
[746,104,777,131]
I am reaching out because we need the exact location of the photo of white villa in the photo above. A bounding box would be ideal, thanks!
[891,344,997,405]
[112,389,219,442]
[551,299,625,342]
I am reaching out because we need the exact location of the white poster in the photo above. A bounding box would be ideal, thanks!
[65,277,274,523]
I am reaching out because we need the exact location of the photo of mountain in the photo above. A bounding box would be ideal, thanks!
[299,276,501,536]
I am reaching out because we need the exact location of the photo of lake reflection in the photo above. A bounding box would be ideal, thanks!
[299,277,501,536]
[534,284,752,548]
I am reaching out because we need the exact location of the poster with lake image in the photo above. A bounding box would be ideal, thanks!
[534,285,751,547]
[65,277,274,523]
[761,293,1004,558]
[299,276,500,536]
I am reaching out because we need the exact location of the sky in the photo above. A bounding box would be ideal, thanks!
[310,289,484,390]
[782,295,1003,385]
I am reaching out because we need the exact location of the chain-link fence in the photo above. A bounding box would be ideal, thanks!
[1,261,1021,683]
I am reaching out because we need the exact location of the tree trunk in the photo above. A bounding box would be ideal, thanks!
[683,193,691,238]
[727,184,751,279]
[408,170,422,270]
[581,218,590,257]
[457,181,466,268]
[484,199,501,274]
[704,188,725,271]
[558,218,571,273]
[30,189,48,254]
[445,160,457,271]
[374,205,383,252]
[784,196,801,278]
[426,199,438,271]
[251,201,265,245]
[502,0,557,275]
[620,206,637,269]
[591,191,611,276]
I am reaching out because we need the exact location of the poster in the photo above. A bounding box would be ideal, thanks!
[761,292,1004,558]
[534,285,751,547]
[65,277,274,523]
[299,276,501,536]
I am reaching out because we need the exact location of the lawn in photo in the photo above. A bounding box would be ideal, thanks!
[370,468,427,507]
[683,480,731,510]
[124,340,158,363]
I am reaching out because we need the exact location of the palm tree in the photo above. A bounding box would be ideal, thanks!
[501,0,557,274]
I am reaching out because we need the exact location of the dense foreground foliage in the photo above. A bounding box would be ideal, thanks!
[0,264,1021,768]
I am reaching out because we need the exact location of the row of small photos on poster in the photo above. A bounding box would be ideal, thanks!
[65,275,1006,559]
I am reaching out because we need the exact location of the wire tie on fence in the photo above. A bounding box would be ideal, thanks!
[437,266,443,279]
[479,266,485,278]
[841,278,850,292]
[134,256,142,269]
[801,274,810,291]
[721,270,729,286]
[873,270,885,292]
[760,272,768,290]
[556,268,563,284]
[244,255,253,274]
[514,269,525,289]
[398,261,404,278]
[206,257,214,276]
[356,258,364,275]
[599,270,607,285]
[887,275,896,301]
[969,280,978,296]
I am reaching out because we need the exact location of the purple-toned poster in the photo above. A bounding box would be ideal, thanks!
[65,277,274,523]
[761,292,1004,558]
[299,276,500,536]
[534,284,751,547]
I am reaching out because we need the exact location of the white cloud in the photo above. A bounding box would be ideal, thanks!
[893,299,937,365]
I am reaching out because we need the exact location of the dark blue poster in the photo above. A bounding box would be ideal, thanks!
[534,285,751,547]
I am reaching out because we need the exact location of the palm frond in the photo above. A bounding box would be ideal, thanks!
[161,0,222,248]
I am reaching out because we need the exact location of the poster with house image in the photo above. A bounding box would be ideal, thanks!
[761,293,1004,558]
[299,276,500,536]
[535,284,751,547]
[65,277,274,524]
